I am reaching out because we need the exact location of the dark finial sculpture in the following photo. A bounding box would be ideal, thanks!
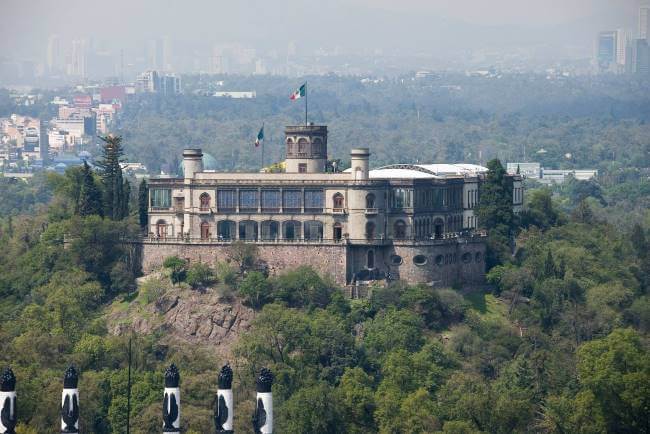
[218,364,233,389]
[61,365,79,433]
[63,365,78,389]
[252,367,273,433]
[215,364,234,433]
[164,364,180,388]
[0,368,15,392]
[0,368,17,434]
[163,364,180,433]
[255,368,273,393]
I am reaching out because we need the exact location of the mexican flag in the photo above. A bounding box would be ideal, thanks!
[289,83,306,100]
[254,125,264,147]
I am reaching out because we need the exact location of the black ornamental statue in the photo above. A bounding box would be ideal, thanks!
[162,364,181,434]
[215,364,234,433]
[0,368,17,434]
[252,368,273,434]
[61,366,79,433]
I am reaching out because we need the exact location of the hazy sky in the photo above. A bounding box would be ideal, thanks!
[0,0,644,60]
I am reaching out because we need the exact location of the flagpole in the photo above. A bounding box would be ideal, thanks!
[305,81,308,126]
[261,123,265,170]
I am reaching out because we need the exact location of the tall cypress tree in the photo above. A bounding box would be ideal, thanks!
[475,159,515,268]
[138,179,149,230]
[97,134,128,220]
[78,161,104,217]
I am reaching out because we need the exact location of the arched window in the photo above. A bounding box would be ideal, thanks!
[304,221,323,240]
[366,193,375,209]
[217,220,236,240]
[286,138,294,154]
[367,250,375,269]
[156,219,168,238]
[261,220,279,241]
[239,220,258,241]
[434,218,444,239]
[333,222,342,241]
[199,193,211,211]
[365,221,376,240]
[393,220,407,239]
[298,138,308,153]
[333,193,344,209]
[200,221,210,239]
[283,220,302,241]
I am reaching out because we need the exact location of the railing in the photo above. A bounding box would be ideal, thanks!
[332,208,346,214]
[364,208,378,215]
[142,230,487,245]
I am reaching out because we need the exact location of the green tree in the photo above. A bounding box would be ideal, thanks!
[138,179,149,230]
[475,159,515,268]
[163,256,187,285]
[97,134,128,220]
[278,382,344,434]
[78,161,103,217]
[576,328,650,433]
[185,262,216,290]
[238,271,271,308]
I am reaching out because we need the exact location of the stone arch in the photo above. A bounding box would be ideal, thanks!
[434,218,444,239]
[261,220,279,240]
[200,221,210,239]
[333,192,345,209]
[217,220,236,240]
[283,220,302,240]
[199,192,211,211]
[365,193,376,209]
[156,219,168,238]
[365,221,376,240]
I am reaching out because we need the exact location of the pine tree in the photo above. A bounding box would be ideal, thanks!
[97,134,128,220]
[78,161,103,217]
[543,249,556,279]
[138,179,149,230]
[121,177,131,219]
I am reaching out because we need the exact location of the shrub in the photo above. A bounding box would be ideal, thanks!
[186,262,216,290]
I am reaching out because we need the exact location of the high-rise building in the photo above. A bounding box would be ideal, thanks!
[640,6,650,40]
[629,38,650,74]
[148,38,171,71]
[597,31,617,71]
[70,39,87,78]
[46,34,62,74]
[616,29,628,67]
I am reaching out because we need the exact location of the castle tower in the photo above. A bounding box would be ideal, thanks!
[350,148,370,181]
[182,149,203,180]
[285,124,327,173]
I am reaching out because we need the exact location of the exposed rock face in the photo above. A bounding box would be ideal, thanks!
[108,287,255,359]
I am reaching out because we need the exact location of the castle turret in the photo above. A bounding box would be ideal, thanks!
[285,125,327,173]
[182,149,203,179]
[350,148,370,181]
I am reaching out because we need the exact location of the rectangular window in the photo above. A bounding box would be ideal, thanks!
[150,188,171,208]
[298,163,307,173]
[283,189,302,211]
[239,189,258,211]
[304,189,324,212]
[217,189,237,211]
[261,190,281,211]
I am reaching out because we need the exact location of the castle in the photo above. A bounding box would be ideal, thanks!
[142,124,523,289]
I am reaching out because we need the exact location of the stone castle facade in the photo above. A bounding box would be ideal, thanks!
[141,124,523,288]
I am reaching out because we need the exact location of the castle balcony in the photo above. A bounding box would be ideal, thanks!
[332,208,347,215]
[174,205,184,214]
[197,207,212,214]
[364,208,378,215]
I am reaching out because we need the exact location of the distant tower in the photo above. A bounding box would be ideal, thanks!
[640,6,650,41]
[597,31,617,71]
[285,125,327,173]
[47,34,61,74]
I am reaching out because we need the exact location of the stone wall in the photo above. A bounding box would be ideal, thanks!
[141,241,348,284]
[140,237,486,289]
